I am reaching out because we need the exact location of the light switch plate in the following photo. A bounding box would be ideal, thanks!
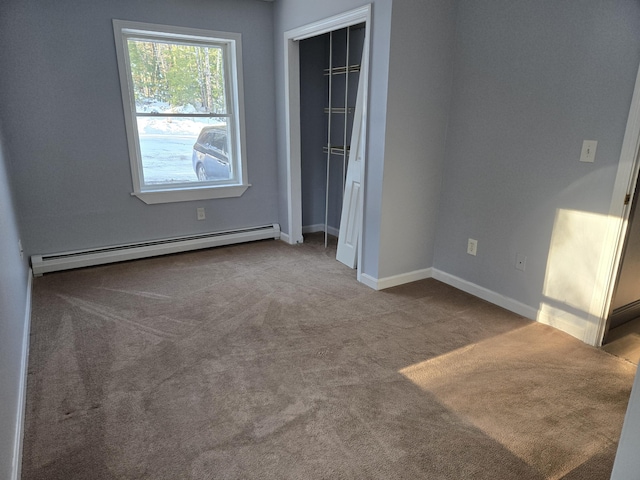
[580,140,597,163]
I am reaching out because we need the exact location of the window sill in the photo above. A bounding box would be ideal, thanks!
[132,183,250,204]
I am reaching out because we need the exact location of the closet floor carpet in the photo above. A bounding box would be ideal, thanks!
[22,234,636,479]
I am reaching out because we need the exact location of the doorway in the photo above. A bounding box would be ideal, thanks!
[283,5,371,279]
[602,152,640,362]
[591,61,640,348]
[300,24,365,250]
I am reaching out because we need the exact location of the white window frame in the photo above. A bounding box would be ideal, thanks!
[113,20,250,204]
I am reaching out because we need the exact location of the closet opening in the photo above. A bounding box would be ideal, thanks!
[299,24,365,248]
[283,5,371,276]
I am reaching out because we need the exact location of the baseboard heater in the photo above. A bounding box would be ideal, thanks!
[31,223,280,276]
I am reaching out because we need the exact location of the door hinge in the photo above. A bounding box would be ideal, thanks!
[624,193,631,205]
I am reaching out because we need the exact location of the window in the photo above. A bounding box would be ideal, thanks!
[113,20,249,204]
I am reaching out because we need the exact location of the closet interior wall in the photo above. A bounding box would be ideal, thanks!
[300,25,365,245]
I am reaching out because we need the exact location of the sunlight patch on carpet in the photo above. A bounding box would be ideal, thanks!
[399,324,631,479]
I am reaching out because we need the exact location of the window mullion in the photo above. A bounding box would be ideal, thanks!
[135,113,233,118]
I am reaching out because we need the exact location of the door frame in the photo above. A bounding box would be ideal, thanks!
[282,5,371,279]
[587,61,640,346]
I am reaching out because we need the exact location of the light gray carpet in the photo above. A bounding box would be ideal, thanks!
[22,234,636,479]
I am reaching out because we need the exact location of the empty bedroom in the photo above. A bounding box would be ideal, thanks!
[2,0,640,479]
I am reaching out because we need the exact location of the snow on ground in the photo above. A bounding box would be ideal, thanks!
[139,136,197,184]
[138,117,209,136]
[134,100,225,184]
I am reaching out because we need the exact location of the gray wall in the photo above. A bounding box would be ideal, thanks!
[0,124,30,480]
[433,0,640,318]
[377,0,456,278]
[0,0,278,258]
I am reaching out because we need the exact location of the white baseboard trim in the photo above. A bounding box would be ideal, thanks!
[360,273,378,290]
[431,269,590,341]
[362,266,589,342]
[536,303,592,342]
[279,231,292,244]
[302,224,340,238]
[12,269,32,480]
[431,269,538,320]
[360,268,433,291]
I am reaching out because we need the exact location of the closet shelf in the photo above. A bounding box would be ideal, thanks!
[324,107,355,114]
[324,64,360,76]
[323,145,350,156]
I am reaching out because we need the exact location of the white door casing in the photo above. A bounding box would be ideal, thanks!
[588,60,640,346]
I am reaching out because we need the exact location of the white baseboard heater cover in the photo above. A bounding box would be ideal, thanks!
[31,224,280,275]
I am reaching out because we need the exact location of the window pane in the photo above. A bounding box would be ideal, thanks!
[115,21,248,202]
[137,116,231,185]
[191,121,233,183]
[127,40,227,115]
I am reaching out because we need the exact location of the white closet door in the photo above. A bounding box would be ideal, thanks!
[336,44,366,268]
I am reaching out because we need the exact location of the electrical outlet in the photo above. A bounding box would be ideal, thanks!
[516,253,527,271]
[197,207,206,221]
[467,238,477,256]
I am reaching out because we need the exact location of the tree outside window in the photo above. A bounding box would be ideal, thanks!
[113,21,249,204]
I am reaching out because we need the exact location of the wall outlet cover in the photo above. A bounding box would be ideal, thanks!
[467,238,478,256]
